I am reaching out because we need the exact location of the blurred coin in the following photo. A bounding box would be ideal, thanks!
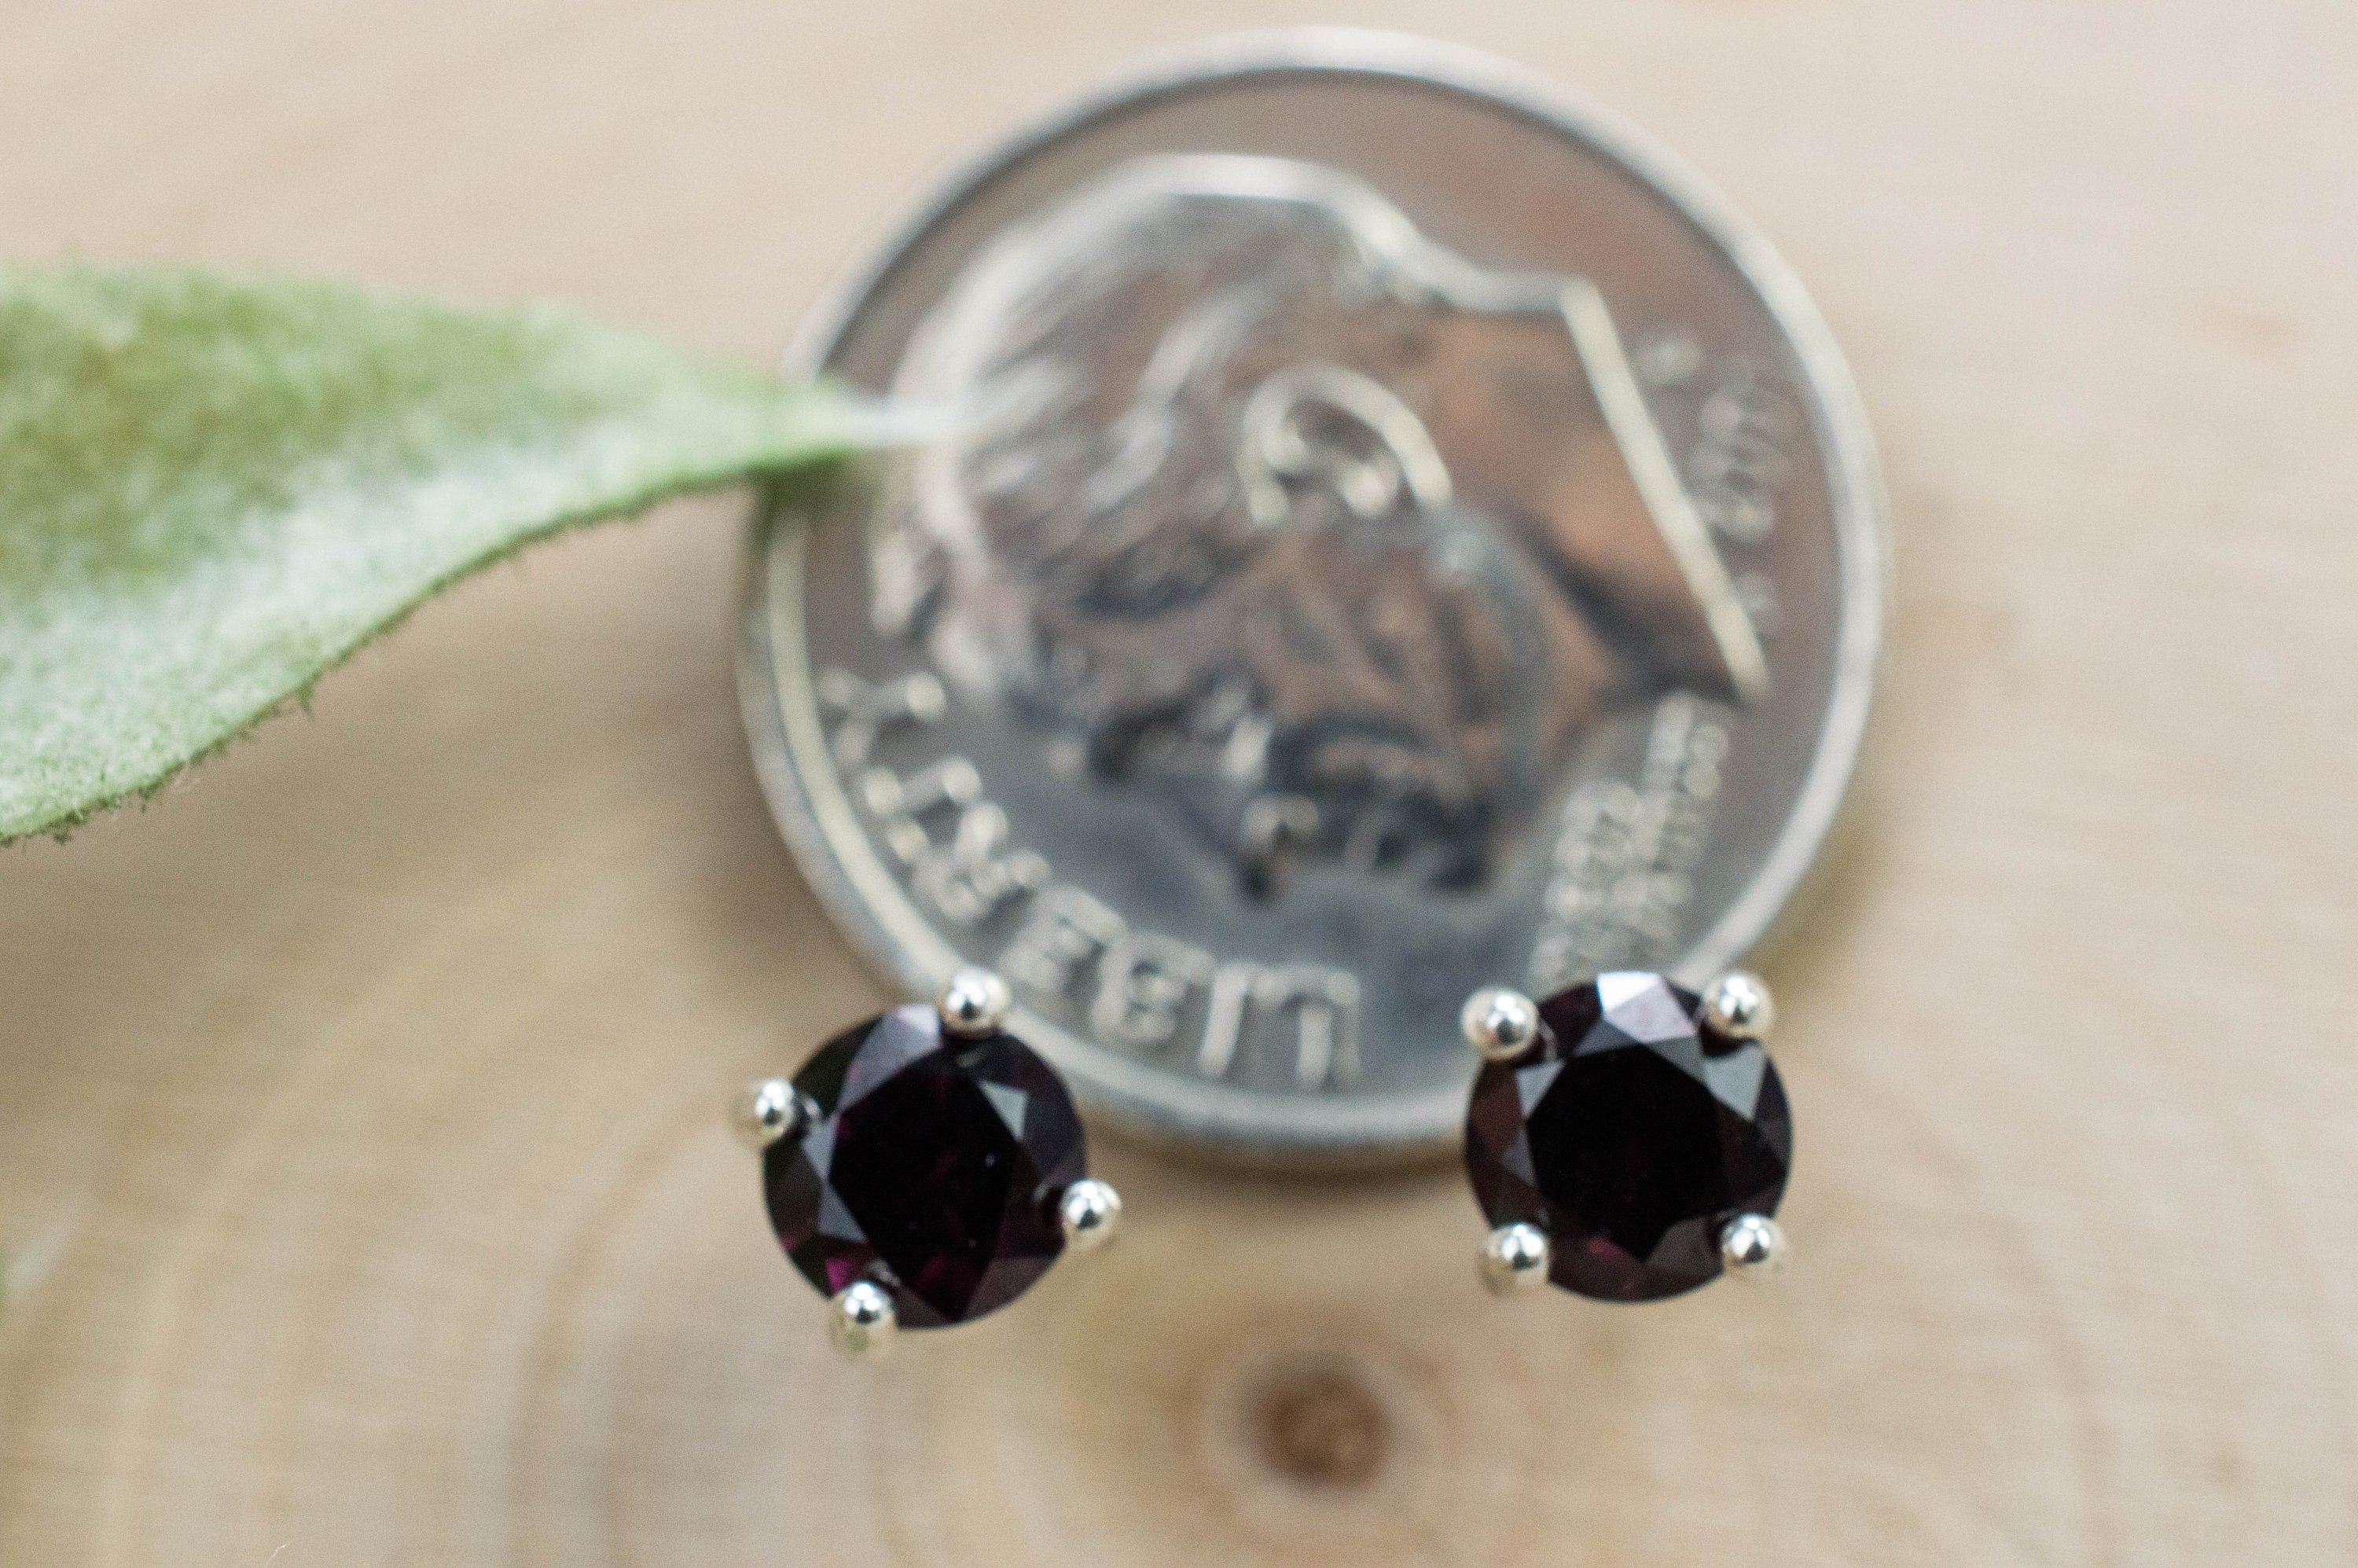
[741,30,1884,1162]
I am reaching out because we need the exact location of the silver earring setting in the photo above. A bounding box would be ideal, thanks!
[1460,970,1791,1302]
[736,965,1120,1359]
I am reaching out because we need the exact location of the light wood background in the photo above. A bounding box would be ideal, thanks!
[5,2,2355,1564]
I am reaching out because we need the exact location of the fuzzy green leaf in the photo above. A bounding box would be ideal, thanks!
[0,265,861,843]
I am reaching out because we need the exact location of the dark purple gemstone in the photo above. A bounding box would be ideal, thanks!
[764,1003,1086,1327]
[1464,971,1791,1302]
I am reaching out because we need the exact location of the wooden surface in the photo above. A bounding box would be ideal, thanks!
[4,3,2356,1563]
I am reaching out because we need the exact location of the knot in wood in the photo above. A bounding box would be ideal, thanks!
[1249,1357,1390,1489]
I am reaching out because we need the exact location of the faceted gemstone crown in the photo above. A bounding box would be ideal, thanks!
[1463,971,1791,1302]
[764,1002,1088,1327]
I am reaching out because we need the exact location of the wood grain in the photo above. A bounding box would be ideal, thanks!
[3,2,2354,1563]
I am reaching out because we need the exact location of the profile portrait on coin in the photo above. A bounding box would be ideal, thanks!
[869,154,1768,898]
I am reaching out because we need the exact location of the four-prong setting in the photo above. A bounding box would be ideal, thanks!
[1478,1221,1552,1296]
[1700,970,1775,1043]
[1718,1212,1788,1278]
[829,1280,898,1361]
[1460,986,1541,1062]
[1462,969,1794,1303]
[937,964,1013,1037]
[741,968,1117,1361]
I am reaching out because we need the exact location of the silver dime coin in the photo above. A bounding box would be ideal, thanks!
[740,30,1885,1162]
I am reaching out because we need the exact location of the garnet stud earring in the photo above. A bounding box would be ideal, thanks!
[735,966,1120,1360]
[1459,970,1792,1302]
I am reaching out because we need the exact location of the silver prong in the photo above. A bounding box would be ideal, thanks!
[1478,1222,1552,1296]
[1460,987,1541,1062]
[829,1280,898,1361]
[1057,1178,1122,1253]
[1719,1213,1787,1278]
[733,1078,813,1150]
[937,966,1012,1037]
[1700,971,1776,1043]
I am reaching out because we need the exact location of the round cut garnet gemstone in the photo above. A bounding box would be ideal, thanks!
[1463,971,1791,1302]
[764,1003,1086,1327]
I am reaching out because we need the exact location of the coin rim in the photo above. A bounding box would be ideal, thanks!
[737,27,1888,1163]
